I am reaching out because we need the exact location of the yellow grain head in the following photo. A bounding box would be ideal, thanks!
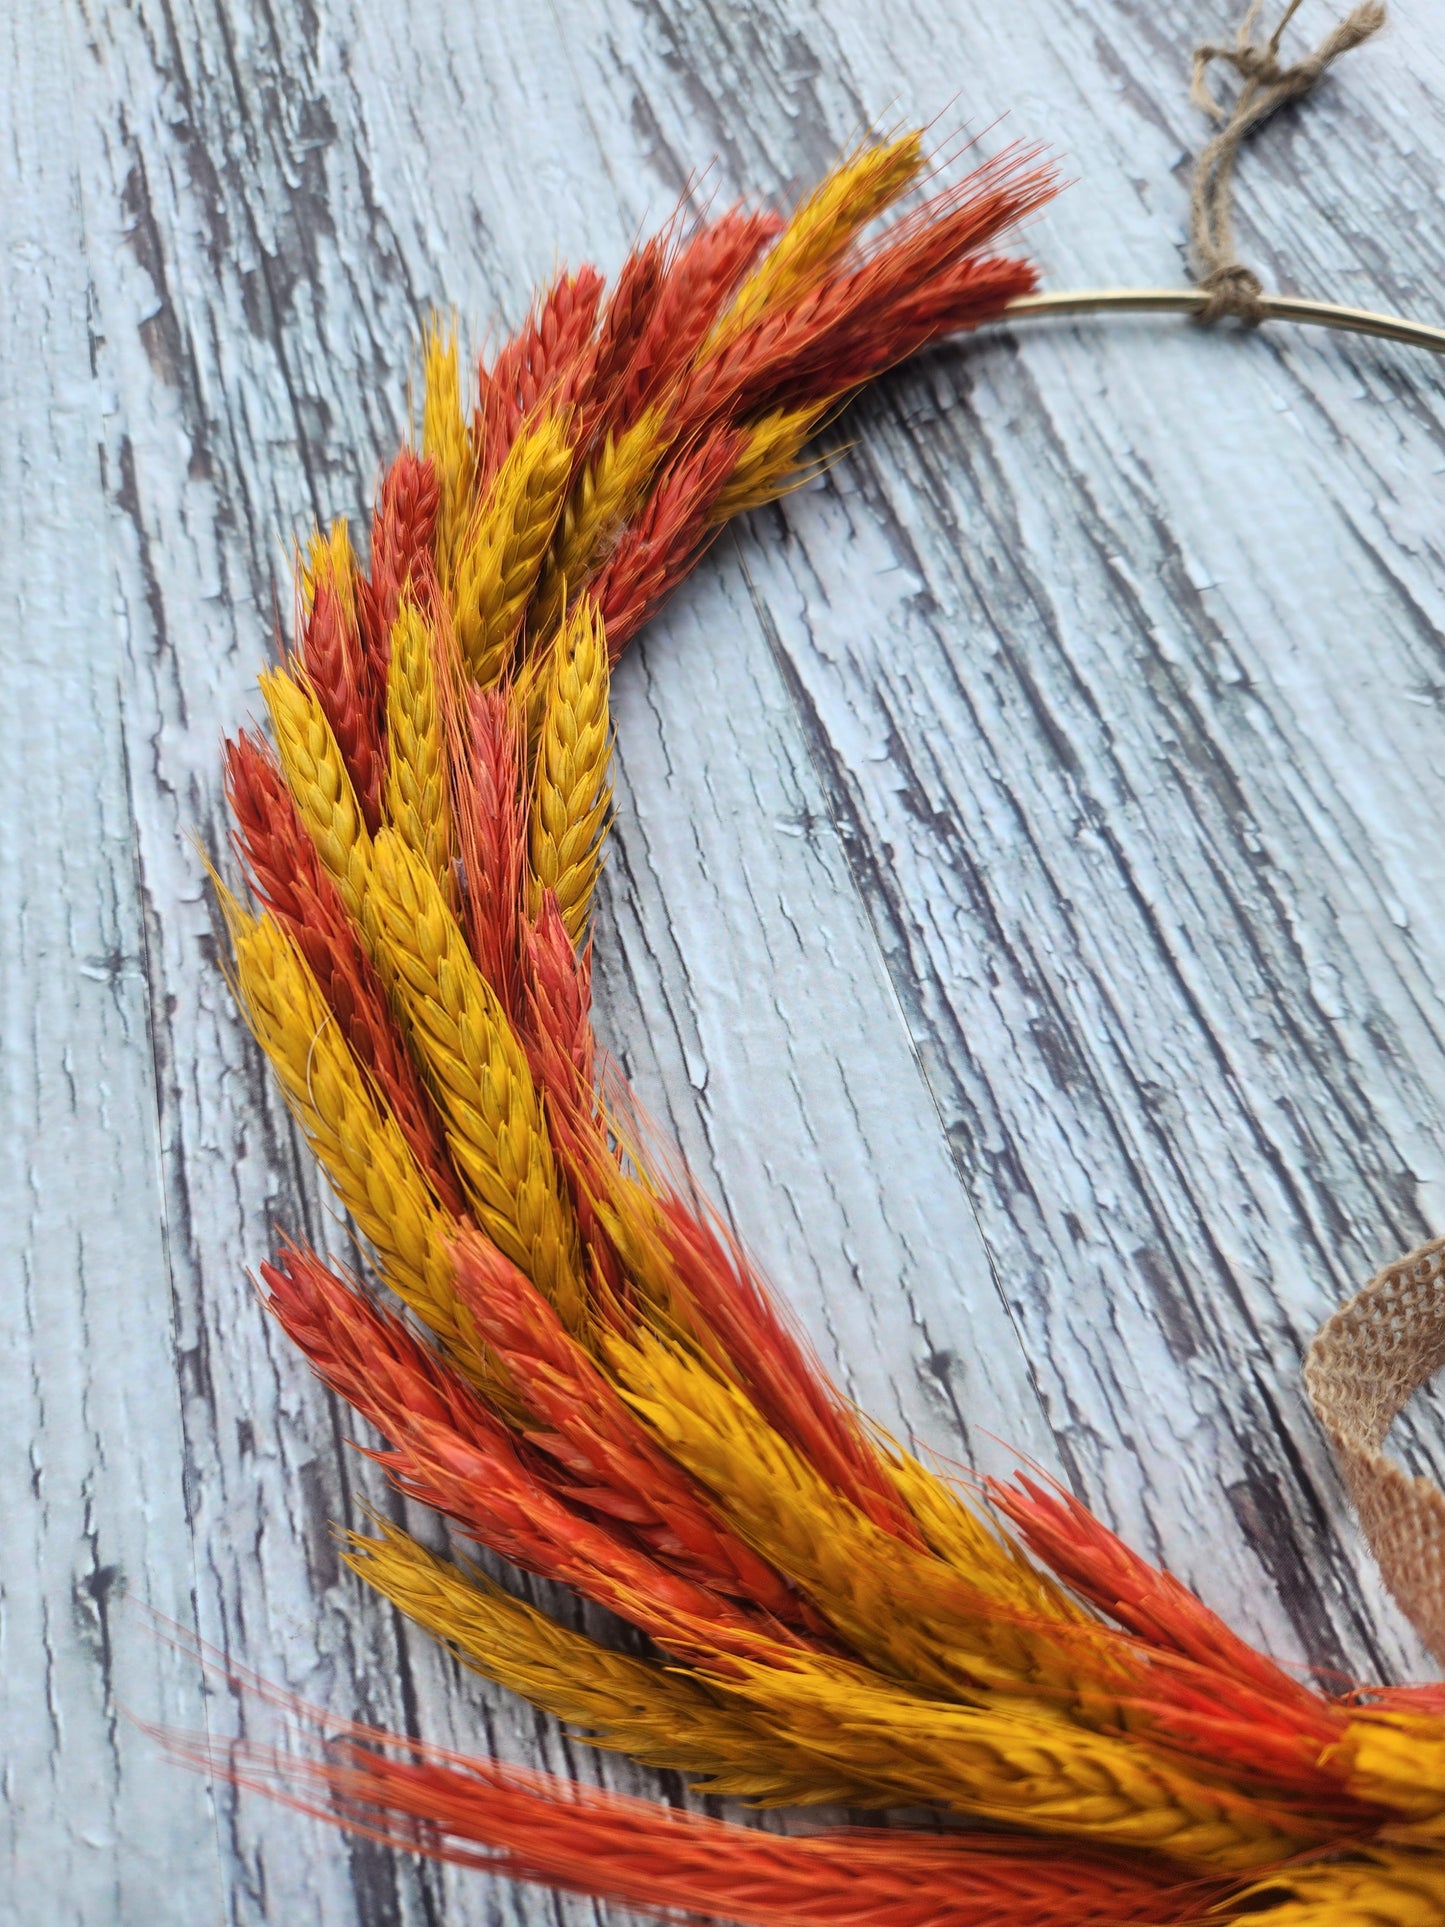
[710,1656,1315,1870]
[507,636,555,777]
[1338,1710,1445,1837]
[259,665,372,920]
[883,1450,1091,1634]
[528,595,612,943]
[453,411,574,685]
[713,132,925,345]
[531,401,671,633]
[608,1328,1128,1709]
[1232,1849,1445,1924]
[422,319,476,583]
[384,596,453,891]
[344,1520,879,1804]
[303,516,359,631]
[365,826,589,1333]
[711,403,829,521]
[222,895,483,1373]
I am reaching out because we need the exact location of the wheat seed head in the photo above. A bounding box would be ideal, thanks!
[365,827,589,1334]
[384,595,453,890]
[422,320,477,583]
[712,131,925,348]
[224,899,475,1365]
[529,595,612,942]
[260,665,373,922]
[712,402,831,521]
[532,400,673,634]
[304,516,359,634]
[345,1520,878,1805]
[454,412,574,686]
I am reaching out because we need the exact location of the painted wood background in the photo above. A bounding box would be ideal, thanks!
[7,0,1445,1919]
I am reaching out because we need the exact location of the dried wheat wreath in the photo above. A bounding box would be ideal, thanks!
[178,8,1445,1922]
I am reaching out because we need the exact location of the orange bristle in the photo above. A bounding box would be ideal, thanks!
[616,204,786,428]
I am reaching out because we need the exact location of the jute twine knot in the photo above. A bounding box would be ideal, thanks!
[1189,0,1387,324]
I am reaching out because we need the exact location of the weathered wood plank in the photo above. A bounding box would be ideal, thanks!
[0,12,222,1923]
[15,0,1445,1918]
[596,574,1055,1469]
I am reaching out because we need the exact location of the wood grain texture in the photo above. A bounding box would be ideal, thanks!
[8,0,1445,1918]
[0,13,225,1923]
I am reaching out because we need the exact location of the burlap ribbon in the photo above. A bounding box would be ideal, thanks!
[1307,1243,1445,1668]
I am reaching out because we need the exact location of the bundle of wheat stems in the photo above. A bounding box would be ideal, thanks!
[194,134,1445,1924]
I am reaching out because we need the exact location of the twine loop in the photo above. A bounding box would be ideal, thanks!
[1188,0,1387,324]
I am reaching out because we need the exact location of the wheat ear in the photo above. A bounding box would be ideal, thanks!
[454,412,574,685]
[528,597,611,941]
[611,1329,1126,1704]
[713,1658,1319,1872]
[344,1521,882,1805]
[711,132,925,347]
[305,515,361,631]
[1232,1849,1445,1924]
[884,1450,1090,1631]
[711,402,830,521]
[1340,1710,1445,1836]
[530,402,671,633]
[365,827,589,1333]
[384,596,452,890]
[422,321,476,585]
[223,900,482,1373]
[260,666,373,922]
